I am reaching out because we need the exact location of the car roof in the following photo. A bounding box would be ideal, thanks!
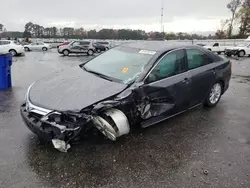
[119,41,199,53]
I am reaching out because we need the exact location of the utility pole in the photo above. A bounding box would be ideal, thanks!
[160,0,164,33]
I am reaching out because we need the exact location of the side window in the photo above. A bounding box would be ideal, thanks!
[0,41,3,45]
[80,42,90,45]
[146,49,186,83]
[213,43,219,47]
[72,41,80,46]
[2,41,10,45]
[186,49,212,70]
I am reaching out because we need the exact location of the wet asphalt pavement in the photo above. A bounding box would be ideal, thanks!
[0,49,250,188]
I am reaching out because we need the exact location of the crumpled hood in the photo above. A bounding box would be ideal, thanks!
[29,67,127,111]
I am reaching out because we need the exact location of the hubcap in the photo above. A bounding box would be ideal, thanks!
[10,50,16,56]
[89,50,93,55]
[209,83,221,104]
[64,51,69,55]
[239,51,244,57]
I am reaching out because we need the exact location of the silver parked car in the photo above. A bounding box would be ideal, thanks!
[58,41,96,56]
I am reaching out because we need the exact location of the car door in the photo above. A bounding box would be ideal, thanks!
[137,49,190,127]
[37,42,44,50]
[79,41,90,52]
[29,43,37,50]
[0,41,10,53]
[186,48,216,107]
[70,41,81,53]
[212,43,219,52]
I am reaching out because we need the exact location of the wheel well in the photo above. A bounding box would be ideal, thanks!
[217,79,225,93]
[9,49,16,52]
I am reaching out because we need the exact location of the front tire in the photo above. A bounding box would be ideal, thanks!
[62,50,70,56]
[9,49,17,56]
[238,50,245,57]
[204,82,222,107]
[96,49,101,53]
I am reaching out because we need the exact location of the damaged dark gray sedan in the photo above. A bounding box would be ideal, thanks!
[20,42,232,152]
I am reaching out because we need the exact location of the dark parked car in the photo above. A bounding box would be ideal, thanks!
[20,42,231,152]
[93,42,106,53]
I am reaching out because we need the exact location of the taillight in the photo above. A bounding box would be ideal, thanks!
[229,60,232,68]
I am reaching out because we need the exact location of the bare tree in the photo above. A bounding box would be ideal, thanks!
[227,0,242,37]
[0,24,4,32]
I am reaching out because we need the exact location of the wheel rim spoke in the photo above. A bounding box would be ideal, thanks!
[209,83,221,104]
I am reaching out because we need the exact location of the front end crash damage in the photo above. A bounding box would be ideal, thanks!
[21,96,132,152]
[21,83,176,152]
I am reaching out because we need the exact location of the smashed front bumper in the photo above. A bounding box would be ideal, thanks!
[20,102,91,152]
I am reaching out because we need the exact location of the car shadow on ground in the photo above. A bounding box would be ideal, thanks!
[23,104,226,188]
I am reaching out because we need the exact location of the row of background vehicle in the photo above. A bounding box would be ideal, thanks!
[1,37,250,57]
[0,39,113,56]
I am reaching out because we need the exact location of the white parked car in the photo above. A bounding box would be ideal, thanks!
[0,40,25,56]
[225,44,250,57]
[24,42,52,52]
[203,43,231,54]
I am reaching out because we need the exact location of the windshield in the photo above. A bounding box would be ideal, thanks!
[83,46,155,84]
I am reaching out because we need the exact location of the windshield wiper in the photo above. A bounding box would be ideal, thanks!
[82,66,122,83]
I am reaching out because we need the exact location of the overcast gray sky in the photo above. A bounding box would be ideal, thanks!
[1,0,231,33]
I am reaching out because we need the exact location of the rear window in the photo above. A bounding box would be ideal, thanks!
[205,50,223,62]
[1,41,10,45]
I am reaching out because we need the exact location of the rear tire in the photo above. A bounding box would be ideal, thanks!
[217,52,221,55]
[204,82,222,107]
[42,47,48,51]
[97,49,101,53]
[9,49,17,56]
[208,48,211,51]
